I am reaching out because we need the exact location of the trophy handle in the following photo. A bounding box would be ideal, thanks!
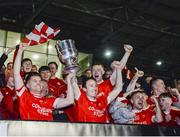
[71,57,78,64]
[58,53,66,65]
[55,42,66,65]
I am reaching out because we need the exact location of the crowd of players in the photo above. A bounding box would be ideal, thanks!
[0,43,180,126]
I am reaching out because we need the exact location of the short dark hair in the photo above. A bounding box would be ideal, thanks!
[105,67,112,72]
[48,62,58,69]
[24,72,41,85]
[159,92,173,99]
[21,58,32,66]
[83,78,96,88]
[39,66,50,73]
[7,62,13,66]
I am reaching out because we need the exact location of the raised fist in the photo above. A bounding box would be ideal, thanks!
[3,48,13,55]
[168,88,180,96]
[124,44,133,53]
[111,61,123,70]
[66,72,76,83]
[135,67,144,78]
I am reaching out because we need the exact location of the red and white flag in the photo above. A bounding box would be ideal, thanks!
[13,22,60,62]
[22,22,60,46]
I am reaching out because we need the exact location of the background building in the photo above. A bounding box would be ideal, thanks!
[0,29,92,78]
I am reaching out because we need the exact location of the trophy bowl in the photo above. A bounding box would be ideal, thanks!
[55,39,81,73]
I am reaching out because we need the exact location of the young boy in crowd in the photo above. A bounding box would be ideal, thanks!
[20,58,32,78]
[21,58,32,73]
[13,43,75,121]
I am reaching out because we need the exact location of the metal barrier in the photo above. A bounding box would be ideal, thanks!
[0,120,179,136]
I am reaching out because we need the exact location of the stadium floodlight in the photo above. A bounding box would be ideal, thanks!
[156,61,162,66]
[104,50,112,58]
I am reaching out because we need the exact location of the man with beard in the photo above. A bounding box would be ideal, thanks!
[109,68,144,124]
[130,91,162,125]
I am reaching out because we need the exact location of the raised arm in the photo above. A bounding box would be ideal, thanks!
[119,44,133,69]
[108,64,123,104]
[72,77,81,100]
[126,68,144,93]
[13,44,27,90]
[151,96,163,123]
[110,44,133,85]
[53,73,75,109]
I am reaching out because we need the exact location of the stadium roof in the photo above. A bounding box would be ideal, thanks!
[0,0,180,80]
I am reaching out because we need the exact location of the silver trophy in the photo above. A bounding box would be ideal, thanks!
[55,39,80,73]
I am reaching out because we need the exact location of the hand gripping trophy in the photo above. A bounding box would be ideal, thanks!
[55,39,81,74]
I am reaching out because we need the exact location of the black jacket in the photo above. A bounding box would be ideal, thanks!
[0,53,8,87]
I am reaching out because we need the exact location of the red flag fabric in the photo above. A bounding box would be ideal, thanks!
[13,22,60,63]
[123,66,134,80]
[22,22,60,46]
